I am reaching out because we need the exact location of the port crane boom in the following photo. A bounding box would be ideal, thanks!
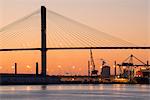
[117,54,150,78]
[90,49,98,76]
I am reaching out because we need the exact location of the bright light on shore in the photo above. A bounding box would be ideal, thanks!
[100,66,102,68]
[123,66,126,69]
[72,66,75,69]
[47,69,49,71]
[113,65,116,68]
[58,65,62,68]
[11,66,15,69]
[141,67,146,70]
[26,65,31,69]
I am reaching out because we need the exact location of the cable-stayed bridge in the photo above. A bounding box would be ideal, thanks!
[1,7,149,50]
[0,6,149,76]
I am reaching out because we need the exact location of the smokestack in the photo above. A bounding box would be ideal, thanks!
[15,63,17,75]
[36,62,39,76]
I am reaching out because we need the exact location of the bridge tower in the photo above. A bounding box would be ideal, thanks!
[41,6,47,77]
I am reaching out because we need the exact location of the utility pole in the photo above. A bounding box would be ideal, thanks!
[114,61,117,77]
[88,60,90,76]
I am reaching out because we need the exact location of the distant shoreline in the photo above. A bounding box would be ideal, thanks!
[0,74,149,85]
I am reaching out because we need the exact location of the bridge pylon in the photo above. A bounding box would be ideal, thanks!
[41,6,47,77]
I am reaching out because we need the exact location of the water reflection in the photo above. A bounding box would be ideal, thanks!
[112,84,126,91]
[0,84,149,100]
[26,86,32,91]
[10,87,15,91]
[58,85,63,90]
[41,85,47,90]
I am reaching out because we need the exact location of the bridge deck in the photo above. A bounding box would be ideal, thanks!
[0,47,150,51]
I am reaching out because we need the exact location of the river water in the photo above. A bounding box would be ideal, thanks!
[0,84,149,100]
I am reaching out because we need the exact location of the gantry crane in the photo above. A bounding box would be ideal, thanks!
[117,54,150,79]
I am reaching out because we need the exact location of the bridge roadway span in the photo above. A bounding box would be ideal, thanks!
[0,47,150,51]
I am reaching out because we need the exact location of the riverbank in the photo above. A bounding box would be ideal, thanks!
[0,74,149,85]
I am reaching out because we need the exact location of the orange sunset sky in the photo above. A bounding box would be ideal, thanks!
[0,0,150,75]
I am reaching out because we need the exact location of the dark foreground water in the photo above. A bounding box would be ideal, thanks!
[0,84,149,100]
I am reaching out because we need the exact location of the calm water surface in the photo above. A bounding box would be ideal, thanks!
[0,84,149,100]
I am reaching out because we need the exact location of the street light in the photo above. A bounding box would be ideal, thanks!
[72,66,75,69]
[57,65,62,75]
[26,65,32,73]
[26,65,31,69]
[72,66,76,75]
[12,66,15,69]
[58,65,62,68]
